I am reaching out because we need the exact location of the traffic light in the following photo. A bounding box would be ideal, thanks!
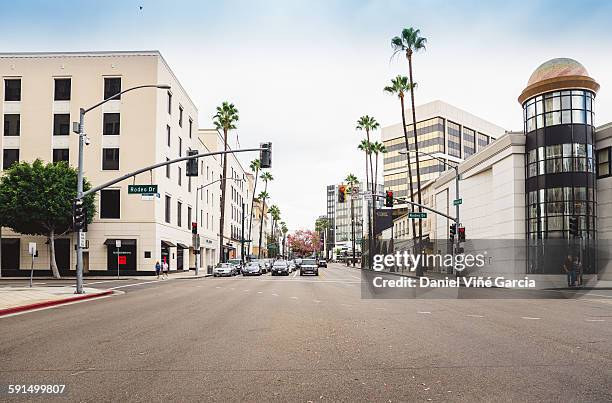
[73,199,87,232]
[260,142,272,168]
[338,185,346,203]
[186,149,199,177]
[192,221,198,235]
[569,216,579,237]
[458,226,466,242]
[385,190,394,207]
[449,223,456,241]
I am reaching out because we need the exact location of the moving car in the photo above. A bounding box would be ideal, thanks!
[242,262,263,276]
[318,259,327,268]
[213,263,235,277]
[300,258,319,276]
[271,261,290,276]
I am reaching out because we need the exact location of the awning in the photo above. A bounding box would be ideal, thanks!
[103,239,136,246]
[161,240,176,247]
[176,243,189,249]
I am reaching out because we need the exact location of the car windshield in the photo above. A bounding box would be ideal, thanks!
[302,259,316,265]
[273,262,287,267]
[228,259,241,265]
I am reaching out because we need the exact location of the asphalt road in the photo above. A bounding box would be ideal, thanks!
[1,263,611,402]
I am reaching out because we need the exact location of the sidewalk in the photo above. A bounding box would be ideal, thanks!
[0,286,113,317]
[0,270,212,281]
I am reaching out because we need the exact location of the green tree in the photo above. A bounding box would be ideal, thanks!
[256,189,270,258]
[268,204,281,249]
[384,75,418,240]
[0,160,95,278]
[213,101,239,263]
[247,159,260,256]
[280,221,288,258]
[392,27,427,243]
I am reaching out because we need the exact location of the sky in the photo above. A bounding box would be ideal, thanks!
[2,0,612,231]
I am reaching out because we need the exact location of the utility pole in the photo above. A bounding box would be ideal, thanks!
[351,190,356,267]
[241,202,245,266]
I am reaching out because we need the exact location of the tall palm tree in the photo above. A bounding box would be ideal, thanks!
[371,142,387,198]
[356,116,379,194]
[269,205,281,257]
[247,159,260,257]
[384,75,417,241]
[358,138,374,268]
[357,139,372,196]
[392,27,427,244]
[257,172,273,258]
[213,101,239,263]
[345,173,359,267]
[280,221,288,259]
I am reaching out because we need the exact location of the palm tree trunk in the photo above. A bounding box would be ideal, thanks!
[218,129,229,263]
[248,169,259,258]
[257,183,267,259]
[407,53,423,246]
[400,94,418,241]
[49,229,60,279]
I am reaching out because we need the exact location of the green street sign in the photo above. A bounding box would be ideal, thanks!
[453,198,463,206]
[128,185,158,194]
[408,212,427,219]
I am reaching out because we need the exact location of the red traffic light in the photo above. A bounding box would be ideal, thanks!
[191,221,198,234]
[385,190,393,207]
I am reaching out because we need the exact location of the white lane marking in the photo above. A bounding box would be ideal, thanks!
[583,293,612,299]
[272,293,279,296]
[313,299,321,303]
[467,314,484,318]
[109,280,159,290]
[376,307,386,310]
[85,280,125,285]
[418,311,431,314]
[521,317,541,320]
[243,290,249,292]
[292,271,298,278]
[230,288,235,290]
[290,296,298,299]
[215,286,221,289]
[351,275,360,280]
[586,319,605,322]
[341,303,352,307]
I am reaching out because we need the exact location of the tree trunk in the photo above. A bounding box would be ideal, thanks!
[407,52,423,247]
[248,169,259,257]
[49,229,60,279]
[257,183,268,259]
[218,128,229,263]
[400,94,417,241]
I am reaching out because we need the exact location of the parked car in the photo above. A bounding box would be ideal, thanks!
[318,259,327,268]
[213,263,235,277]
[271,261,290,276]
[227,258,243,274]
[242,262,263,276]
[253,259,269,274]
[300,258,319,276]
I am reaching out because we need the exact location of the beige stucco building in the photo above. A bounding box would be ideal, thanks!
[0,51,253,276]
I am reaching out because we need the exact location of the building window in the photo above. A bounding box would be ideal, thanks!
[178,167,182,186]
[477,133,490,149]
[103,113,120,135]
[3,114,20,136]
[53,149,69,163]
[598,147,611,179]
[102,148,120,170]
[167,91,172,114]
[104,77,121,100]
[447,121,461,158]
[463,127,476,157]
[54,78,71,101]
[53,114,70,136]
[178,137,182,157]
[166,158,171,178]
[2,149,19,170]
[179,106,183,127]
[4,79,21,101]
[165,195,171,223]
[166,125,171,146]
[187,207,192,229]
[100,189,120,219]
[189,118,193,138]
[177,201,182,227]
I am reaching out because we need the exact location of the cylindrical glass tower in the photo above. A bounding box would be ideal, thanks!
[518,58,600,275]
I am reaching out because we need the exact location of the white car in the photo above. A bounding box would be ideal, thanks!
[213,263,235,277]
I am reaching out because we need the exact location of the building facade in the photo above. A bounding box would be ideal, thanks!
[0,51,254,276]
[381,100,506,199]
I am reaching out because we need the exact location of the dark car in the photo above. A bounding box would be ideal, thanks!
[318,259,327,268]
[300,258,319,276]
[271,261,290,276]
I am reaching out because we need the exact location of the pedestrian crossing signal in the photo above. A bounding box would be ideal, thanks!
[385,190,393,207]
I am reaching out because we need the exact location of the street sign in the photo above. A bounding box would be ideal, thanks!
[79,232,86,248]
[28,242,37,256]
[128,185,158,194]
[115,240,122,248]
[453,198,463,206]
[112,251,131,255]
[118,256,127,265]
[408,212,427,219]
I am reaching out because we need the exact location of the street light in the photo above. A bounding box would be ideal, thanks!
[74,84,171,294]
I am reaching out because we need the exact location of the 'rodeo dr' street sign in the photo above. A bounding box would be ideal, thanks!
[128,185,158,194]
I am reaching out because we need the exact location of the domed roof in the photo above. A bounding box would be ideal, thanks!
[527,58,589,87]
[518,58,599,104]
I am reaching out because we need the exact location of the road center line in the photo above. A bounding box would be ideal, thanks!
[521,317,541,320]
[418,311,431,314]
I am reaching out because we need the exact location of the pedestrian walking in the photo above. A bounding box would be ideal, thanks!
[562,255,575,287]
[163,260,169,279]
[155,260,161,279]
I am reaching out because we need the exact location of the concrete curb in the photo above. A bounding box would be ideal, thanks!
[0,290,114,317]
